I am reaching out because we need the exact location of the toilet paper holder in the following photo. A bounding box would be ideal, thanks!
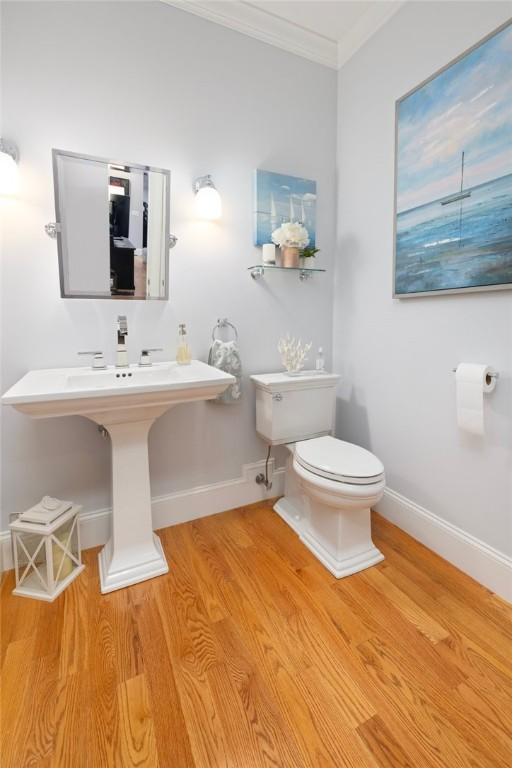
[452,367,499,381]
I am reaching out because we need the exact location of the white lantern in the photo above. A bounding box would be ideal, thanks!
[10,505,84,601]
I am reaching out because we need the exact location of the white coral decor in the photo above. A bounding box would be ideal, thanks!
[278,334,312,374]
[271,221,310,248]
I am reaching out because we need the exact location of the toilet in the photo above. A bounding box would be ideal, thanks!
[251,372,385,578]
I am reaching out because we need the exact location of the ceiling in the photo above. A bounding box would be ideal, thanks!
[163,1,404,68]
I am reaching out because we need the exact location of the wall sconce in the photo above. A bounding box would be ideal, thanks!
[193,174,222,220]
[0,138,19,196]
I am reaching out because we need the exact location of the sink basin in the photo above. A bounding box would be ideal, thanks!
[2,360,235,593]
[3,360,234,419]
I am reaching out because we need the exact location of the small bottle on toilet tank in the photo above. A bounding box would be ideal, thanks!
[316,347,324,372]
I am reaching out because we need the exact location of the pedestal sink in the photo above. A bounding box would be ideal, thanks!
[2,361,234,593]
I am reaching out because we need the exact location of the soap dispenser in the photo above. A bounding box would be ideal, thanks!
[176,323,192,365]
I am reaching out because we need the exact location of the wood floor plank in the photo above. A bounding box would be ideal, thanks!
[373,513,512,637]
[1,501,511,768]
[239,502,311,571]
[87,599,122,766]
[362,566,450,643]
[357,714,416,768]
[212,616,307,768]
[153,576,230,766]
[160,565,221,676]
[51,672,89,768]
[373,543,512,674]
[8,652,59,768]
[437,588,512,665]
[206,660,264,767]
[202,506,255,549]
[132,583,196,768]
[335,571,466,690]
[357,634,512,768]
[117,673,159,768]
[456,677,512,744]
[1,570,41,666]
[179,520,233,623]
[58,564,89,678]
[436,630,512,702]
[376,530,512,666]
[168,655,230,767]
[0,637,36,759]
[312,579,382,648]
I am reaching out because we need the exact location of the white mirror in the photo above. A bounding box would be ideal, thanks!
[52,149,171,299]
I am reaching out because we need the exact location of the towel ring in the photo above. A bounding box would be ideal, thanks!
[212,318,238,342]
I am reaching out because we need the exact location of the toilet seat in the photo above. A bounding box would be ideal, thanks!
[295,435,384,485]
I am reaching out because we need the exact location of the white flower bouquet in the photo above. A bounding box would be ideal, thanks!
[271,221,310,248]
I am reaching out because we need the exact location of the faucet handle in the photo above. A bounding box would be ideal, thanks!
[78,351,106,370]
[138,348,163,367]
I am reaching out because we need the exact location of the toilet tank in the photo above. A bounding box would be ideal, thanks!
[251,372,340,445]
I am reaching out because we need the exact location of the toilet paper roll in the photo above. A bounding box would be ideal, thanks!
[455,363,496,435]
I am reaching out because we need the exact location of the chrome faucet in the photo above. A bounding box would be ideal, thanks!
[116,315,129,368]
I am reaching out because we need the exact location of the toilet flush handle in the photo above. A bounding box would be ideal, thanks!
[272,393,283,402]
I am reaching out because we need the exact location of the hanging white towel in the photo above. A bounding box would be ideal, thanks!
[208,339,242,404]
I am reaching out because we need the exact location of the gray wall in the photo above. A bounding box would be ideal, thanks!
[334,1,512,556]
[0,1,337,528]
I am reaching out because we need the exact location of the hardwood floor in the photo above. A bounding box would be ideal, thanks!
[1,501,512,767]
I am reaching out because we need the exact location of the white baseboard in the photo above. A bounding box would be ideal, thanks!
[5,475,508,605]
[0,460,284,573]
[376,488,512,603]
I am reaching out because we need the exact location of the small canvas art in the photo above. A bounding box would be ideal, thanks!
[394,20,512,297]
[254,169,316,247]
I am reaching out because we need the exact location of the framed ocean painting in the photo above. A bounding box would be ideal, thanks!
[254,169,316,247]
[394,19,512,297]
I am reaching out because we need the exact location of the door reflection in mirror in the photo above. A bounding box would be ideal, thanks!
[53,150,170,300]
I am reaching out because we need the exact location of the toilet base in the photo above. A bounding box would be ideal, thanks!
[274,496,304,536]
[300,527,384,578]
[274,495,384,579]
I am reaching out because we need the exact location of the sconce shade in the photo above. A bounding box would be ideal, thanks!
[193,174,222,220]
[0,139,19,196]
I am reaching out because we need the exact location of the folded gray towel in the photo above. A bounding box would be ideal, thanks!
[208,339,242,404]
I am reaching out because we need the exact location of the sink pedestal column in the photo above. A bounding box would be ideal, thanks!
[97,415,169,593]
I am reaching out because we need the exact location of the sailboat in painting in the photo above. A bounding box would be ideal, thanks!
[440,152,472,206]
[270,193,278,233]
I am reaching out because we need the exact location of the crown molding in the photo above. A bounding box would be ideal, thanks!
[162,1,404,70]
[337,1,405,68]
[162,0,339,69]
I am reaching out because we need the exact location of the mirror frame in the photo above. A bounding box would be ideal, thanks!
[52,148,171,300]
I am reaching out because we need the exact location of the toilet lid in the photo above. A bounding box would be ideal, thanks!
[295,436,384,485]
